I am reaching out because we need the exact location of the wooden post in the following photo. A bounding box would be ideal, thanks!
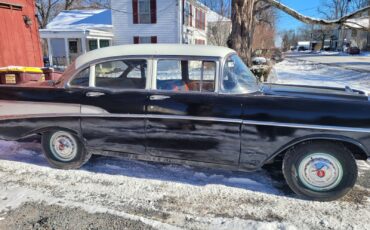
[47,38,53,66]
[64,38,70,66]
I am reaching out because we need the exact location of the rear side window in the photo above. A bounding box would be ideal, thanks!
[70,67,89,87]
[95,59,147,89]
[156,59,216,92]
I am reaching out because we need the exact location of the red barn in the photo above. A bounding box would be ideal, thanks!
[0,0,43,67]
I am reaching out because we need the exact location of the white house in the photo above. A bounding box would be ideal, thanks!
[40,9,113,68]
[111,0,209,45]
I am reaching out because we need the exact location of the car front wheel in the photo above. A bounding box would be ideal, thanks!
[283,141,358,201]
[42,130,91,169]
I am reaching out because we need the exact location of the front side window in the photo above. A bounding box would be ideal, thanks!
[70,67,89,87]
[95,60,147,89]
[138,0,151,23]
[156,59,216,92]
[221,54,259,94]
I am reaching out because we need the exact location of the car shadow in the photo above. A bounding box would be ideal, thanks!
[0,140,295,197]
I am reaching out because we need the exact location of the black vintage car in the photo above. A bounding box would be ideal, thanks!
[0,44,369,201]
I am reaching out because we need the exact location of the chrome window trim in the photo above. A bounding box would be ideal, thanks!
[67,56,152,92]
[152,56,221,93]
[219,52,261,95]
[92,58,150,90]
[89,64,96,87]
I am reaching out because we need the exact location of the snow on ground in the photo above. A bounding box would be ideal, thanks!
[269,58,370,94]
[0,139,370,229]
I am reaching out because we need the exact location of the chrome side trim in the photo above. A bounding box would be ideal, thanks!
[0,100,80,116]
[0,111,369,134]
[242,120,370,133]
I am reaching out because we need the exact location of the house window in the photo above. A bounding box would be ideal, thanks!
[99,40,110,48]
[195,39,205,45]
[69,41,78,54]
[138,0,151,23]
[195,8,206,30]
[184,2,193,26]
[0,2,22,11]
[133,0,157,24]
[134,36,157,44]
[88,40,98,51]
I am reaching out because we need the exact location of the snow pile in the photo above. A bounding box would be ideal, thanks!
[270,59,370,94]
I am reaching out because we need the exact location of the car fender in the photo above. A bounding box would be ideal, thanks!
[265,133,369,164]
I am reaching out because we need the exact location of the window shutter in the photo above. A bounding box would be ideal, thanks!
[132,0,138,24]
[134,36,140,44]
[182,0,185,25]
[203,11,206,30]
[195,8,198,28]
[151,36,157,43]
[189,5,192,27]
[150,0,157,24]
[202,12,206,30]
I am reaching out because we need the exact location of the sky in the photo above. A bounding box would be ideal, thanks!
[275,0,322,46]
[276,0,322,32]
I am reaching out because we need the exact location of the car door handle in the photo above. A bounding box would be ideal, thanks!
[150,95,170,101]
[86,92,105,97]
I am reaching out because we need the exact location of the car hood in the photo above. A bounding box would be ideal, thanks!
[261,84,369,101]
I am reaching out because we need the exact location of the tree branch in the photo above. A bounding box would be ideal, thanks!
[265,0,370,29]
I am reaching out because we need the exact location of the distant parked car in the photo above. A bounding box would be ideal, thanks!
[347,46,360,55]
[298,46,308,51]
[0,44,369,201]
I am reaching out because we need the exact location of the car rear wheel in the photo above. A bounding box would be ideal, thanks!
[282,141,358,201]
[42,130,91,169]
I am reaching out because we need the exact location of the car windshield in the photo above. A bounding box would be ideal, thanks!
[221,54,260,94]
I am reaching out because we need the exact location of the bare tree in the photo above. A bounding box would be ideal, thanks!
[228,0,370,66]
[36,0,61,29]
[252,1,276,50]
[202,0,232,46]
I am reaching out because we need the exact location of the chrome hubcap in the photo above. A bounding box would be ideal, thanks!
[49,131,77,162]
[298,153,343,191]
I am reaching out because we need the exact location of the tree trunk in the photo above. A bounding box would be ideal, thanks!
[228,0,257,66]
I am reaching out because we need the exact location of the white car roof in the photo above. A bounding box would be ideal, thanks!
[75,44,236,69]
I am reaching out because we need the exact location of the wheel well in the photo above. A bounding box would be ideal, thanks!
[34,127,79,136]
[274,139,368,163]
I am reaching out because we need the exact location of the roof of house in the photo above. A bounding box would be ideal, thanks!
[344,16,370,30]
[206,9,231,23]
[75,44,235,68]
[46,9,112,31]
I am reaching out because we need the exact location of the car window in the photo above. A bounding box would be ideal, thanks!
[95,60,147,89]
[70,67,89,87]
[221,54,259,94]
[156,59,216,92]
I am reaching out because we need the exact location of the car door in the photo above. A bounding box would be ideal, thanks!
[145,57,242,165]
[73,58,150,155]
